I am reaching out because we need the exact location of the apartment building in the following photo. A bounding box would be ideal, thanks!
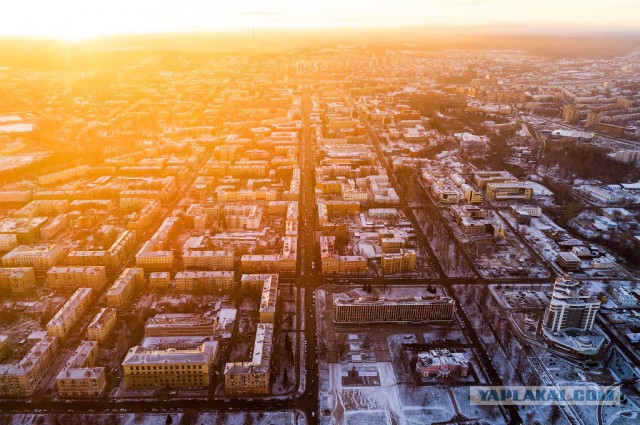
[182,250,234,270]
[68,230,136,271]
[380,237,406,253]
[122,342,218,389]
[0,234,18,252]
[320,236,367,276]
[0,336,59,397]
[13,200,69,218]
[2,244,65,270]
[0,267,36,294]
[86,308,117,343]
[135,240,173,271]
[175,271,235,293]
[0,191,32,204]
[544,276,601,333]
[46,288,93,341]
[149,271,170,289]
[240,237,296,276]
[258,275,278,324]
[381,249,417,275]
[224,324,273,395]
[56,341,106,397]
[46,266,107,291]
[240,273,278,292]
[106,268,144,309]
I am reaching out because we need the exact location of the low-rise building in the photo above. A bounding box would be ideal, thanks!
[86,308,117,343]
[416,349,469,379]
[2,244,65,270]
[182,250,234,270]
[381,249,417,274]
[145,313,217,337]
[224,324,273,395]
[175,270,235,292]
[0,234,18,252]
[0,336,9,360]
[0,267,35,294]
[485,182,533,201]
[241,237,296,276]
[259,275,278,324]
[380,238,406,253]
[135,240,174,271]
[56,340,106,397]
[122,342,218,389]
[556,252,581,271]
[67,230,136,271]
[451,205,502,237]
[46,266,107,291]
[47,288,93,341]
[149,271,171,289]
[106,268,144,309]
[612,287,637,308]
[320,236,367,276]
[0,336,59,396]
[474,171,517,189]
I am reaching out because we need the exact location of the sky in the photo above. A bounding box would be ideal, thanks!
[2,0,639,40]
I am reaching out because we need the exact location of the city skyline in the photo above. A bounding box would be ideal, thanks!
[2,0,640,40]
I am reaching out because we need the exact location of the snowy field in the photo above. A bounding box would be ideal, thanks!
[0,411,303,425]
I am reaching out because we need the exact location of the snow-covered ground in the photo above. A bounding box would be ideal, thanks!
[0,411,302,425]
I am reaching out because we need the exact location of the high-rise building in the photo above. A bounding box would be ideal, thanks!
[544,276,600,333]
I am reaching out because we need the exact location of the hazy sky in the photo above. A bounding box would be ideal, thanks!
[3,0,639,40]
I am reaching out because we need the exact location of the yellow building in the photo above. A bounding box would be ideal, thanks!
[463,185,484,204]
[47,288,93,341]
[380,238,406,253]
[0,234,18,252]
[86,308,117,343]
[135,240,174,271]
[224,324,273,395]
[56,341,106,397]
[0,267,36,294]
[106,268,144,309]
[182,250,234,270]
[241,237,296,276]
[149,271,171,289]
[259,276,278,324]
[2,244,65,270]
[0,336,8,360]
[485,182,533,201]
[175,271,235,293]
[320,236,367,276]
[381,249,417,275]
[67,230,137,271]
[122,342,218,389]
[46,266,107,291]
[0,336,59,397]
